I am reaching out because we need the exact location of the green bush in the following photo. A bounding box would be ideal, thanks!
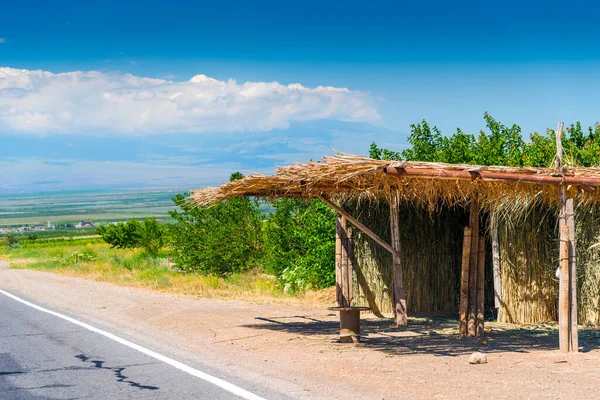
[168,173,263,275]
[2,233,21,249]
[263,199,336,292]
[96,218,168,254]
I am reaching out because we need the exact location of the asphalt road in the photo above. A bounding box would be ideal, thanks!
[0,289,279,400]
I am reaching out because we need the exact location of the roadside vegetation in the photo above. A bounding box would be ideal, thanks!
[0,239,332,306]
[2,113,600,303]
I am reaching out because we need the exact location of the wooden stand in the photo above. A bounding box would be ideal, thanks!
[328,306,371,343]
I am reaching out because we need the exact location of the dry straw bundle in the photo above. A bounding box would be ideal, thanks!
[191,153,600,209]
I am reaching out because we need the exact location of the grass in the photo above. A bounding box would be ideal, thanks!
[0,242,334,307]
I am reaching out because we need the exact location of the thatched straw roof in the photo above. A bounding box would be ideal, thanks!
[191,153,600,208]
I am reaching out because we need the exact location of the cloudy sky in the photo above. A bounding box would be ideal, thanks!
[1,0,600,193]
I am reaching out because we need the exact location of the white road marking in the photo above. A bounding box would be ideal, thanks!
[0,289,266,400]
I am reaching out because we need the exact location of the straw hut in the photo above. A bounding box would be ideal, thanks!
[192,131,600,352]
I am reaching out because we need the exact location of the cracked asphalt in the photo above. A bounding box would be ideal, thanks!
[0,291,276,399]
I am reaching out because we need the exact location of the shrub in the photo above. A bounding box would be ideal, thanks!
[2,233,20,249]
[96,218,168,254]
[168,173,263,275]
[263,199,336,292]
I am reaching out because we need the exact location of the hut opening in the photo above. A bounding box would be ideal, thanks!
[192,132,600,353]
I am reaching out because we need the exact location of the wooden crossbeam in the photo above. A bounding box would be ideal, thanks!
[320,196,398,257]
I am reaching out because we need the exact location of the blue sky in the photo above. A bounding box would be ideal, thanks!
[1,0,600,193]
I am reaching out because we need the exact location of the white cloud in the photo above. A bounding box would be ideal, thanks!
[0,67,379,135]
[0,38,5,43]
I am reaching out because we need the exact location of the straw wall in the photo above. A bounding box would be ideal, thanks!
[348,200,468,315]
[496,207,558,323]
[348,198,600,325]
[495,203,600,325]
[575,207,600,325]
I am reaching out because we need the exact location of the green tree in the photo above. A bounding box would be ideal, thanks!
[369,142,401,161]
[263,198,336,291]
[96,217,167,254]
[372,113,600,170]
[439,129,476,164]
[168,172,263,275]
[2,232,20,249]
[402,120,443,162]
[472,112,524,166]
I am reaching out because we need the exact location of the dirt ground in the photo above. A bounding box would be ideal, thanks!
[1,263,600,399]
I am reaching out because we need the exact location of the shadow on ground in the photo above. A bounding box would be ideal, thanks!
[244,315,600,356]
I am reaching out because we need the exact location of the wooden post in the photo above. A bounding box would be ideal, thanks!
[566,198,578,352]
[345,224,354,306]
[389,192,407,326]
[340,216,349,307]
[559,224,570,352]
[468,197,480,337]
[491,215,502,322]
[555,121,578,352]
[476,236,486,337]
[459,226,472,337]
[335,215,343,306]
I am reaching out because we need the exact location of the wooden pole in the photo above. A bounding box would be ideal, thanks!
[389,192,407,326]
[345,224,354,306]
[335,215,343,306]
[459,226,472,338]
[468,197,480,337]
[476,236,486,337]
[559,224,570,352]
[491,215,502,322]
[340,216,349,307]
[566,198,578,352]
[555,121,578,352]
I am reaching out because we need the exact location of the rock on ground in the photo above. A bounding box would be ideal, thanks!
[469,352,488,364]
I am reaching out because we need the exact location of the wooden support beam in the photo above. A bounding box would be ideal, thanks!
[346,225,354,306]
[389,192,407,326]
[555,121,578,352]
[340,216,350,307]
[467,198,480,337]
[559,224,570,352]
[459,226,472,338]
[320,196,398,257]
[335,215,343,306]
[491,216,502,322]
[476,236,486,337]
[566,198,578,352]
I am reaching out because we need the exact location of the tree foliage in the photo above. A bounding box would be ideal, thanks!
[2,232,20,249]
[168,173,263,275]
[96,217,167,254]
[263,198,336,291]
[371,114,600,168]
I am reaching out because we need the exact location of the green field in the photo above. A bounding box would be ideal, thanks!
[0,188,185,227]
